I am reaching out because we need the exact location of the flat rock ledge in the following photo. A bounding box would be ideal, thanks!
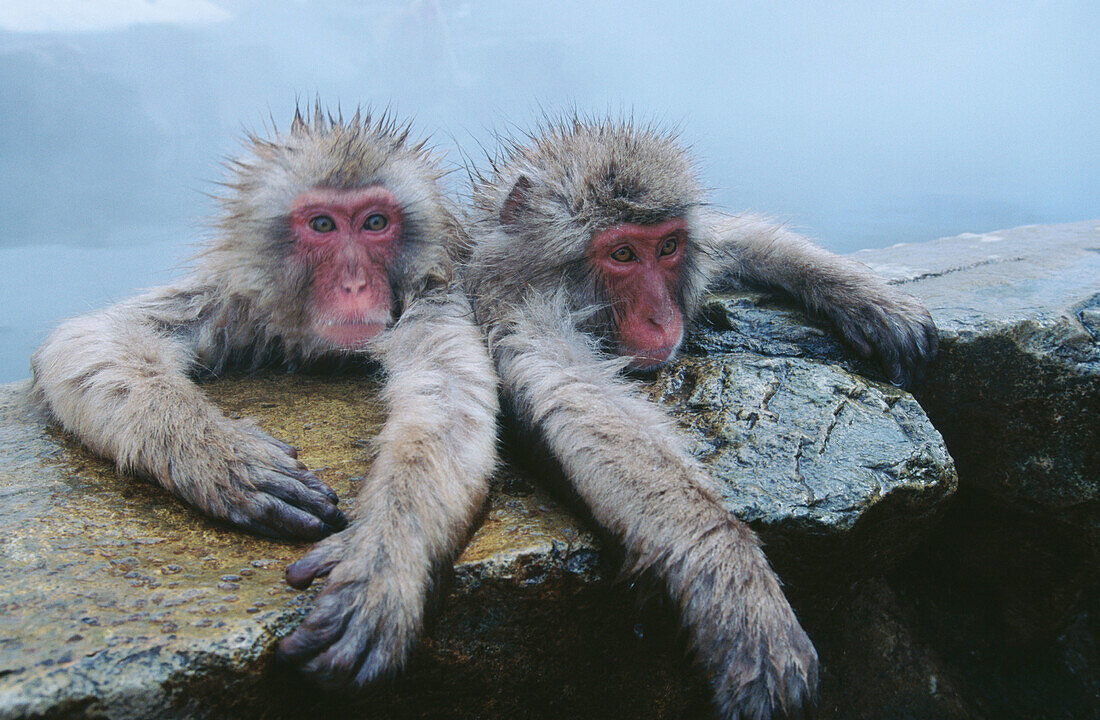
[1,220,1094,719]
[0,375,613,720]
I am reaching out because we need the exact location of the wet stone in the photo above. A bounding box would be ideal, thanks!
[649,350,955,581]
[0,372,608,719]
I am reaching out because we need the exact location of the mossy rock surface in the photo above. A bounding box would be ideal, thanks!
[0,374,615,719]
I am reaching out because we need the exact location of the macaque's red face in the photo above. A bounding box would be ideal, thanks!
[590,218,687,370]
[289,186,403,349]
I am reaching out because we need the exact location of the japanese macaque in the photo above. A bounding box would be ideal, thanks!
[463,118,938,719]
[31,108,499,683]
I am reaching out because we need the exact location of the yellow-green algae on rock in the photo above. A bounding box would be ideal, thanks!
[0,372,608,719]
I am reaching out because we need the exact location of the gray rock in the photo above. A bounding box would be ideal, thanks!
[854,222,1100,536]
[650,352,955,581]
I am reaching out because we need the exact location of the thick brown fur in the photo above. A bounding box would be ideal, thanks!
[31,106,499,682]
[463,116,938,719]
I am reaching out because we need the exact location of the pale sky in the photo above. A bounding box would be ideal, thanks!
[0,0,1096,381]
[0,0,232,33]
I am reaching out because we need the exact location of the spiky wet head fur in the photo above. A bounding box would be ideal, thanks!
[467,116,715,338]
[194,104,454,364]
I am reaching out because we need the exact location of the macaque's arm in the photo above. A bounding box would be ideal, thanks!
[278,291,499,685]
[31,285,344,539]
[699,210,938,387]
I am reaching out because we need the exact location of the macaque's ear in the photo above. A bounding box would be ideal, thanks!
[500,175,533,232]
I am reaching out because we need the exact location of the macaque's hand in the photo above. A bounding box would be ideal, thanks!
[277,526,424,687]
[179,419,346,540]
[824,285,938,389]
[713,582,819,720]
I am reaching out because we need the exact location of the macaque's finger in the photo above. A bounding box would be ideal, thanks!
[829,309,874,359]
[302,622,379,686]
[253,497,331,540]
[884,352,907,388]
[285,540,343,588]
[353,641,402,687]
[278,597,351,663]
[231,517,284,540]
[907,327,929,385]
[847,323,875,359]
[296,599,404,689]
[901,350,919,388]
[918,321,940,382]
[779,668,819,720]
[255,471,346,528]
[925,321,940,357]
[886,312,938,389]
[292,468,340,504]
[280,542,429,688]
[238,423,299,459]
[267,435,299,458]
[243,429,334,503]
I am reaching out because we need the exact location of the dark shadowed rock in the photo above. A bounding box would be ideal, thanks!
[814,578,973,720]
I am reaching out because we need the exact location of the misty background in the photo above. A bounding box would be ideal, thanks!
[1,0,1097,383]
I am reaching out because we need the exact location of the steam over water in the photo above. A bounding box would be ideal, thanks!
[1,1,1096,382]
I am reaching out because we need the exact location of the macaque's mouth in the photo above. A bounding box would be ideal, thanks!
[317,318,388,349]
[622,344,679,371]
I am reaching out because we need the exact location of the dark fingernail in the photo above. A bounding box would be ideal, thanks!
[325,509,349,530]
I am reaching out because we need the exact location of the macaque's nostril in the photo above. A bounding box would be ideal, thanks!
[342,278,367,295]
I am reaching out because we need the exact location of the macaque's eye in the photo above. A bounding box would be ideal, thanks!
[309,216,336,233]
[610,246,636,262]
[659,236,679,256]
[363,214,388,232]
